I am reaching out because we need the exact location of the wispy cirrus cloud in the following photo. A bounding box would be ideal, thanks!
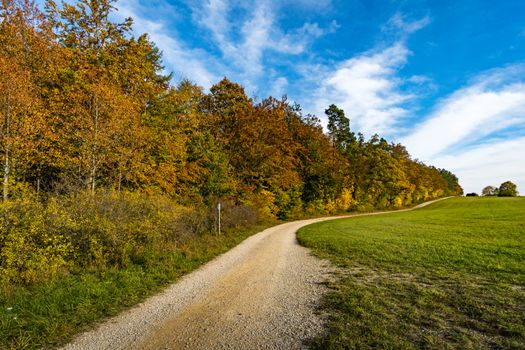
[269,76,289,98]
[116,0,337,93]
[400,65,525,193]
[115,0,220,88]
[277,0,333,11]
[402,65,525,160]
[382,12,431,36]
[191,0,337,83]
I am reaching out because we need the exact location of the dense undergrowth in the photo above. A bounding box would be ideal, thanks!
[0,191,262,285]
[0,190,266,349]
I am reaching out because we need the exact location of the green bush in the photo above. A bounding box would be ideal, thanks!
[0,198,71,284]
[56,191,189,269]
[0,191,261,285]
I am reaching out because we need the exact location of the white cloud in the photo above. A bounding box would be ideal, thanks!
[115,0,219,88]
[269,77,289,98]
[401,69,525,160]
[191,0,336,84]
[239,4,275,76]
[312,42,413,135]
[275,0,333,11]
[430,137,525,195]
[296,20,340,38]
[400,65,525,194]
[408,75,431,85]
[383,12,431,36]
[111,0,339,95]
[304,13,432,135]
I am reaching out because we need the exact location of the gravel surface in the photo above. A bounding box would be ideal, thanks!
[62,198,449,350]
[62,217,339,350]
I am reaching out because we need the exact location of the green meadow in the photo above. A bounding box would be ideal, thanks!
[298,197,525,349]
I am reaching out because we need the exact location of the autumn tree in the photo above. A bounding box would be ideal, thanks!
[0,58,38,200]
[349,135,409,208]
[0,0,48,200]
[202,78,252,152]
[439,168,463,196]
[143,80,235,201]
[285,109,349,209]
[108,34,170,191]
[141,84,191,197]
[0,0,463,215]
[44,0,169,193]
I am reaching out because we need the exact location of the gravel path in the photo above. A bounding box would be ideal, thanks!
[62,198,450,350]
[62,217,337,350]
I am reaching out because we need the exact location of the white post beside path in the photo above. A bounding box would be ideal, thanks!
[218,202,221,237]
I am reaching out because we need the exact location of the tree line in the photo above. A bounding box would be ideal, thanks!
[478,181,519,197]
[0,0,463,219]
[0,0,466,286]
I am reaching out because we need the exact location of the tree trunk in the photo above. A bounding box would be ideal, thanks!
[90,162,96,193]
[117,168,122,192]
[3,147,9,202]
[3,92,11,202]
[89,95,99,194]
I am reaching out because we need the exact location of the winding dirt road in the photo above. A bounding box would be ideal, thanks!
[63,198,449,350]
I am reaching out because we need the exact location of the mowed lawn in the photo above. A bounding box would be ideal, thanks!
[298,197,525,349]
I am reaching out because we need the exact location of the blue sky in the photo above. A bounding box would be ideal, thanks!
[50,0,525,194]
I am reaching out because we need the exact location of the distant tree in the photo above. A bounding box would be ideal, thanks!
[439,168,464,195]
[466,192,479,197]
[481,185,498,196]
[498,181,518,197]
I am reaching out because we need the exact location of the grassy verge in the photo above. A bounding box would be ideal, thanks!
[297,197,525,349]
[0,221,273,349]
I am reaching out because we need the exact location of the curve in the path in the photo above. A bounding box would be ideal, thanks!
[62,197,451,350]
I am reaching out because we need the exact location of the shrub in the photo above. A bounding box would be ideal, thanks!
[0,190,261,285]
[0,198,71,284]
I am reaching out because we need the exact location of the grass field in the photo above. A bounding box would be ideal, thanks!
[297,197,525,349]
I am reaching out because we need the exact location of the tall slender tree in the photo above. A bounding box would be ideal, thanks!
[0,0,47,200]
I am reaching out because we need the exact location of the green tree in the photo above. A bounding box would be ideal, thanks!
[498,181,518,197]
[481,185,497,196]
[325,104,355,154]
[439,168,464,196]
[290,112,349,205]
